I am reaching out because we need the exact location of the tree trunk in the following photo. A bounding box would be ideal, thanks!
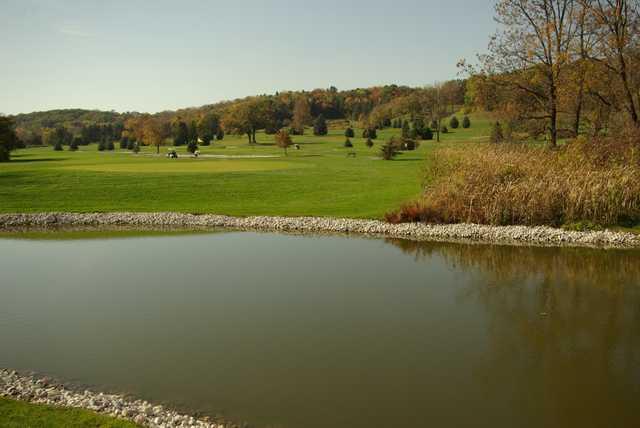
[619,55,639,126]
[156,144,159,154]
[574,77,585,137]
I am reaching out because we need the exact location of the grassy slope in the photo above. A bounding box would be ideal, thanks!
[0,397,140,428]
[0,115,491,219]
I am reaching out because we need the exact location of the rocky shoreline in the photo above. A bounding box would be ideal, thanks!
[0,212,638,248]
[0,369,223,427]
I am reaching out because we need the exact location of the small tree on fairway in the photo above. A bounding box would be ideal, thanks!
[119,137,129,150]
[216,129,224,141]
[380,137,400,160]
[366,138,374,148]
[490,122,504,144]
[449,116,459,129]
[69,139,79,151]
[53,140,63,151]
[107,140,115,151]
[275,129,293,155]
[462,116,471,129]
[345,127,355,138]
[187,140,198,154]
[98,140,106,151]
[313,114,328,136]
[344,138,353,148]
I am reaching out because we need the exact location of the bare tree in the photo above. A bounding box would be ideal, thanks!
[480,0,580,147]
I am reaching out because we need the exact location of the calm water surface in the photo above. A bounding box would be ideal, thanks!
[1,231,640,428]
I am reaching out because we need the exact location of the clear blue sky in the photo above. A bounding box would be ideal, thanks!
[0,0,496,115]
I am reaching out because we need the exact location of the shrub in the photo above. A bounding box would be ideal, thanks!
[344,138,353,148]
[449,116,459,129]
[420,127,434,140]
[201,137,211,146]
[462,116,471,129]
[366,138,374,148]
[380,137,401,160]
[53,141,63,151]
[119,138,129,150]
[386,135,640,227]
[107,141,115,151]
[127,140,136,150]
[98,140,106,151]
[490,122,504,143]
[345,127,355,138]
[187,140,198,154]
[69,139,79,151]
[216,129,225,141]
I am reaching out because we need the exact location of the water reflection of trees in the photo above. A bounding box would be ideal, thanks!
[387,239,640,426]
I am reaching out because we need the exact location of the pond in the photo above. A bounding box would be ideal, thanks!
[1,230,639,428]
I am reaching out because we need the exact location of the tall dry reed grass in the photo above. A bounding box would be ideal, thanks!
[387,133,640,227]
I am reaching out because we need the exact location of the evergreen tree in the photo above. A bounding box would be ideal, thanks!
[421,127,434,140]
[449,116,460,129]
[462,116,471,129]
[172,120,188,146]
[344,138,353,148]
[345,127,355,138]
[313,115,328,136]
[53,140,63,151]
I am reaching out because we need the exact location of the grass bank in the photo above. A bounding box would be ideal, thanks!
[0,397,140,428]
[0,117,491,218]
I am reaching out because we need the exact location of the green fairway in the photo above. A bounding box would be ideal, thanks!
[0,397,140,428]
[0,115,491,219]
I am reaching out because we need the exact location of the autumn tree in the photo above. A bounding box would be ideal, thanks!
[222,99,266,144]
[579,0,640,127]
[197,112,219,145]
[142,115,170,154]
[474,0,580,147]
[292,96,312,135]
[274,129,293,155]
